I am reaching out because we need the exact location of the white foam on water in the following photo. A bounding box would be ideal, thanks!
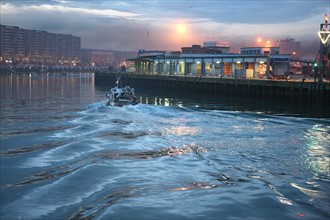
[22,138,105,168]
[21,104,174,169]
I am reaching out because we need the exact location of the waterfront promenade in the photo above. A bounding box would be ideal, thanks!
[95,71,330,104]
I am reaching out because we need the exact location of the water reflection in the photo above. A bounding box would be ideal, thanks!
[1,72,94,97]
[1,73,98,126]
[305,124,330,176]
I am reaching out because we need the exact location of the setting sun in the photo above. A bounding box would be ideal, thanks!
[176,24,186,34]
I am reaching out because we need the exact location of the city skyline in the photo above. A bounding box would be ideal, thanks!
[1,0,329,58]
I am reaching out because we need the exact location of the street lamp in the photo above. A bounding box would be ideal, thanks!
[317,13,330,81]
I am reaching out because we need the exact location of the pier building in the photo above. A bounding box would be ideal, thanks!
[96,43,329,106]
[128,43,290,79]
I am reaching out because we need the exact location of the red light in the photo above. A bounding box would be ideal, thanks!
[325,13,328,28]
[325,13,328,24]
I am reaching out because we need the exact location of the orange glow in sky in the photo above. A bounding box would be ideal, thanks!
[256,37,274,47]
[168,22,197,50]
[176,24,186,34]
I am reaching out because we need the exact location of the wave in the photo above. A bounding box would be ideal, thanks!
[0,125,75,138]
[2,101,330,219]
[0,140,70,157]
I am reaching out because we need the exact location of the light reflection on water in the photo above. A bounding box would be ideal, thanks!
[305,124,330,178]
[0,73,329,220]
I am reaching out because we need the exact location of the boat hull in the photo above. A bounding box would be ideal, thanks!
[105,86,138,107]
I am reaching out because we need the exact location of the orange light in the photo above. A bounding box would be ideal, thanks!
[325,13,328,23]
[171,22,190,49]
[325,13,328,28]
[257,37,262,43]
[176,24,186,34]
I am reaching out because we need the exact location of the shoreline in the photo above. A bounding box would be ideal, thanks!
[0,66,105,74]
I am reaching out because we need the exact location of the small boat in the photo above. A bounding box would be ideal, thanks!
[105,79,138,106]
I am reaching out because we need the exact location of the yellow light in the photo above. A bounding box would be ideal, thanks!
[176,24,186,34]
[257,37,262,43]
[325,13,328,22]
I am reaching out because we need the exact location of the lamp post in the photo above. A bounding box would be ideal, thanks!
[318,13,330,82]
[319,24,325,82]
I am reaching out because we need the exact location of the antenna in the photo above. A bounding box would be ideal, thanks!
[116,75,122,87]
[146,30,149,50]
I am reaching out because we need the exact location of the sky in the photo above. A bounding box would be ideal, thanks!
[1,0,329,58]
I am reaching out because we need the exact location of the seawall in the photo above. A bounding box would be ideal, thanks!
[95,71,330,105]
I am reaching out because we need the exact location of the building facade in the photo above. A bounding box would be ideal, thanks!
[181,41,230,54]
[0,24,81,65]
[80,48,137,70]
[80,49,114,66]
[278,38,301,56]
[129,45,290,79]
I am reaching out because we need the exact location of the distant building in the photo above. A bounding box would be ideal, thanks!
[81,48,137,69]
[80,48,114,66]
[278,38,301,56]
[240,47,280,55]
[181,41,230,54]
[203,41,230,53]
[0,24,81,65]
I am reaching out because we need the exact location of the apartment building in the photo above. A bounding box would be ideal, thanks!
[0,24,81,65]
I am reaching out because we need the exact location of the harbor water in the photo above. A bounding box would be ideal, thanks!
[0,72,329,220]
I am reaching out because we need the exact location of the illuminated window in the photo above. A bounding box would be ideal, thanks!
[224,63,232,75]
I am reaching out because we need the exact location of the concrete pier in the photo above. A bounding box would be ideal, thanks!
[95,71,330,104]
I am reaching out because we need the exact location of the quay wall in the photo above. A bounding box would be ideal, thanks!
[95,71,330,104]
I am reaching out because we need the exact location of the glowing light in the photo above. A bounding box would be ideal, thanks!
[325,13,328,28]
[171,22,191,49]
[257,37,262,43]
[176,24,186,34]
[318,30,330,44]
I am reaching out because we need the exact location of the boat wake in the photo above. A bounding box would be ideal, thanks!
[1,102,329,220]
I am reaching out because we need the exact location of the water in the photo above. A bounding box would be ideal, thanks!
[1,72,329,220]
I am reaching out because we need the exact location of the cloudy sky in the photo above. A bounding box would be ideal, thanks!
[1,0,329,57]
